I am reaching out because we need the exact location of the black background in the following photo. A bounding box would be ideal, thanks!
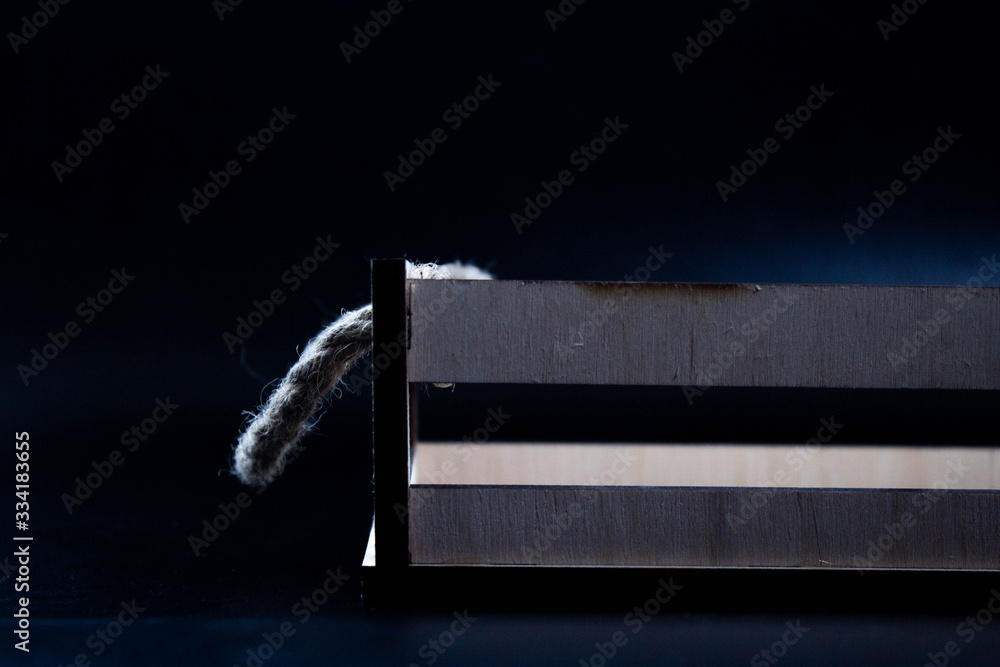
[2,0,999,664]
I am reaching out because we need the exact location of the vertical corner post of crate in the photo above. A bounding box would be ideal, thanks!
[371,258,410,572]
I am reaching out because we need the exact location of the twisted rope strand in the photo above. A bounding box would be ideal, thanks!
[232,260,491,486]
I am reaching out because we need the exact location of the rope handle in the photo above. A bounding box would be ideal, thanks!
[232,260,492,486]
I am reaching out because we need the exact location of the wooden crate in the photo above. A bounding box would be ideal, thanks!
[363,259,1000,577]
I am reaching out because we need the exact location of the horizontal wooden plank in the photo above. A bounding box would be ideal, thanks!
[411,442,999,490]
[407,281,1000,388]
[409,485,1000,569]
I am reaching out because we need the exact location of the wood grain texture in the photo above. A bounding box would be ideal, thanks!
[399,278,1000,570]
[408,485,1000,569]
[407,281,1000,388]
[411,443,1000,489]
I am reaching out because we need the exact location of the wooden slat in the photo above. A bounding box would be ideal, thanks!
[372,259,410,569]
[411,442,1000,490]
[407,281,1000,388]
[409,485,1000,569]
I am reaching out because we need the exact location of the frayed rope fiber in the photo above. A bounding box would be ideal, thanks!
[232,260,492,487]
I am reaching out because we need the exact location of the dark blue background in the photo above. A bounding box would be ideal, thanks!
[1,0,998,664]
